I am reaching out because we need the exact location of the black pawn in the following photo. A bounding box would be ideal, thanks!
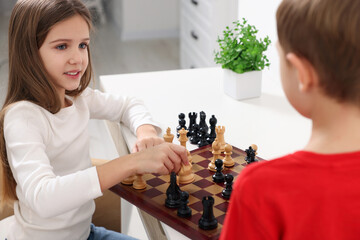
[245,146,257,164]
[177,191,192,218]
[188,112,197,137]
[176,113,187,138]
[222,174,234,199]
[197,127,209,147]
[207,115,217,144]
[198,111,209,133]
[198,196,218,230]
[165,172,182,208]
[212,159,225,183]
[190,123,200,144]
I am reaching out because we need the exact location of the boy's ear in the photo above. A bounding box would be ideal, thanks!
[286,53,319,92]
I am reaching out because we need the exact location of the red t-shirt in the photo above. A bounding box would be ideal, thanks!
[220,151,360,240]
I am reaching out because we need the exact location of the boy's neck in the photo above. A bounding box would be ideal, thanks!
[304,98,360,154]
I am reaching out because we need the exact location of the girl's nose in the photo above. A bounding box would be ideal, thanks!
[69,49,82,64]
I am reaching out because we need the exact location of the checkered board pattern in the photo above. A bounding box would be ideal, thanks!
[110,144,265,240]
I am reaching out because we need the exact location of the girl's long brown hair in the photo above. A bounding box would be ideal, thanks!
[0,0,93,210]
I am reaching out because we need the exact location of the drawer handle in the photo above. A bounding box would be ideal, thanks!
[191,0,198,6]
[191,31,198,40]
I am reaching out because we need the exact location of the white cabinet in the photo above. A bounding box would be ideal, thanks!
[180,0,238,69]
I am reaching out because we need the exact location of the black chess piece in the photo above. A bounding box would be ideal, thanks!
[198,196,218,230]
[189,123,200,144]
[177,191,192,218]
[165,172,182,208]
[222,174,234,199]
[245,146,257,164]
[198,111,209,133]
[187,112,197,137]
[197,127,209,147]
[212,159,225,183]
[207,115,217,144]
[176,113,187,138]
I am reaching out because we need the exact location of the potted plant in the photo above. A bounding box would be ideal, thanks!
[214,18,271,100]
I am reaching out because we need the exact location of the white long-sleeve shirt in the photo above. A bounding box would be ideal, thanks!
[4,88,160,240]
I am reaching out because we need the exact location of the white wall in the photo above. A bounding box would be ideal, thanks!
[106,0,179,41]
[238,0,283,93]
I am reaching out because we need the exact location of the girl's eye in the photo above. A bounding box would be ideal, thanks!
[79,43,88,49]
[56,44,66,50]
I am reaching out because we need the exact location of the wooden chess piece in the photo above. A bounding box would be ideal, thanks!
[212,159,225,183]
[177,191,192,218]
[215,126,226,152]
[121,175,136,185]
[176,113,187,138]
[165,172,182,208]
[163,127,174,143]
[198,196,218,230]
[223,144,235,167]
[178,128,195,184]
[251,144,258,155]
[208,138,220,172]
[132,174,147,190]
[222,174,234,199]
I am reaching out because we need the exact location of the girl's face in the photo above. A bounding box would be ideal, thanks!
[39,14,89,100]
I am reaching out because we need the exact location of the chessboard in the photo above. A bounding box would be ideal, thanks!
[110,144,265,240]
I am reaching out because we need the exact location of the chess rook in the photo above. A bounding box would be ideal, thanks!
[215,126,226,152]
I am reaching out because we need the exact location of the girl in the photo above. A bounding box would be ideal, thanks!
[0,0,188,239]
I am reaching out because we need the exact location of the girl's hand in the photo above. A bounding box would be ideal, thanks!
[132,124,164,153]
[134,143,189,175]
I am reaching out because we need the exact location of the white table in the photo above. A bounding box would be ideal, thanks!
[100,67,311,239]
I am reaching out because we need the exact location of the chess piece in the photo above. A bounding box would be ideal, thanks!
[165,172,182,208]
[176,113,187,138]
[178,128,195,184]
[198,111,209,133]
[215,126,226,152]
[188,112,197,137]
[251,144,258,155]
[245,145,258,164]
[163,127,174,143]
[132,174,146,190]
[212,159,225,183]
[177,191,192,218]
[189,123,200,144]
[206,115,217,144]
[223,144,235,167]
[208,138,221,172]
[198,127,209,147]
[198,196,218,230]
[121,175,136,185]
[222,174,234,199]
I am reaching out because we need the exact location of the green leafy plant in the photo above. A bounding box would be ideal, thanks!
[214,18,271,74]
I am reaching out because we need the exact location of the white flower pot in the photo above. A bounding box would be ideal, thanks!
[223,69,262,100]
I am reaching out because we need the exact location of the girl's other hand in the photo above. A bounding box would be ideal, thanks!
[132,124,164,153]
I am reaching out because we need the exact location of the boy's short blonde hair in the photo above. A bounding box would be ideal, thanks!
[277,0,360,105]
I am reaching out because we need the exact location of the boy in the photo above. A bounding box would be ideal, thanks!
[220,0,360,239]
